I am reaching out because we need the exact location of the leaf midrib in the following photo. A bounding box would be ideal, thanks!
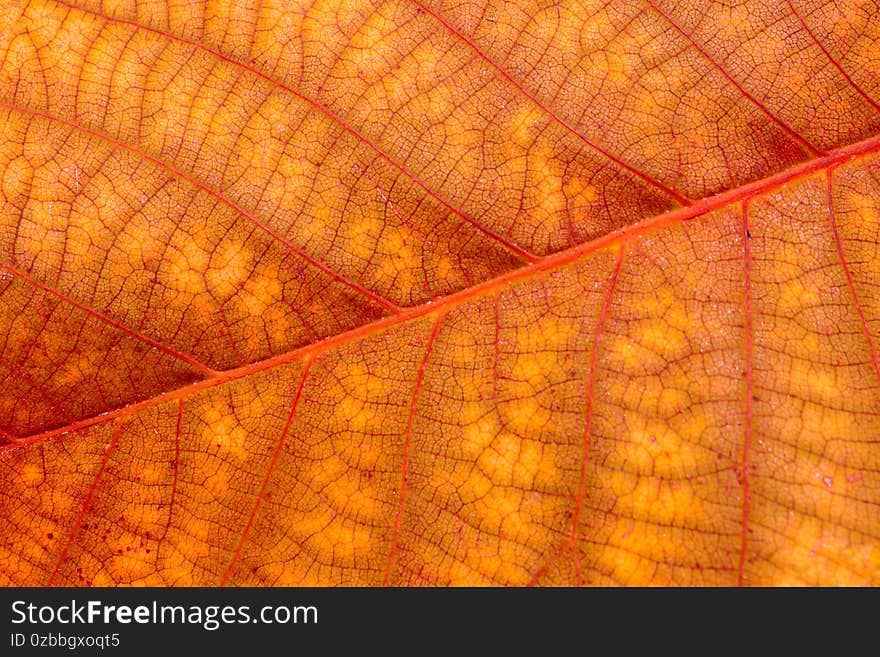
[1,0,851,358]
[6,129,880,449]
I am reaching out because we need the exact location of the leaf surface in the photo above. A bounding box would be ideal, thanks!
[1,0,879,585]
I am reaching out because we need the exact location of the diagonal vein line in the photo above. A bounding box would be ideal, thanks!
[154,397,182,566]
[825,170,880,387]
[738,201,754,587]
[383,310,446,585]
[0,100,402,313]
[569,246,624,585]
[784,0,880,115]
[0,259,216,376]
[408,0,692,205]
[6,132,880,453]
[47,0,537,263]
[46,420,122,586]
[220,357,313,585]
[643,0,823,157]
[528,247,624,585]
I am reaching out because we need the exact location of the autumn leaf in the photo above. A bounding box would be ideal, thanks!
[0,0,878,586]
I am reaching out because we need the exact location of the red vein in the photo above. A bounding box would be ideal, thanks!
[825,170,880,386]
[0,259,215,376]
[220,358,313,585]
[527,248,624,586]
[0,100,401,314]
[570,248,623,585]
[784,0,880,115]
[408,0,692,206]
[383,311,445,586]
[527,541,569,586]
[46,421,122,586]
[6,131,880,452]
[48,0,537,264]
[738,201,754,587]
[643,0,823,157]
[155,398,182,564]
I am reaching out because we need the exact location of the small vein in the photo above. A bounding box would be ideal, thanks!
[46,420,122,586]
[0,259,216,377]
[0,100,401,314]
[408,0,693,206]
[528,247,624,585]
[48,0,537,264]
[825,170,880,387]
[569,247,623,585]
[784,0,880,115]
[220,357,313,585]
[154,398,182,566]
[383,310,446,586]
[642,0,823,157]
[738,201,754,587]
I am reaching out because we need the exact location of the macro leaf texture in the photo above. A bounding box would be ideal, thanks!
[0,0,879,586]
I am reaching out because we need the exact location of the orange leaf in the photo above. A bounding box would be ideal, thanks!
[1,0,878,586]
